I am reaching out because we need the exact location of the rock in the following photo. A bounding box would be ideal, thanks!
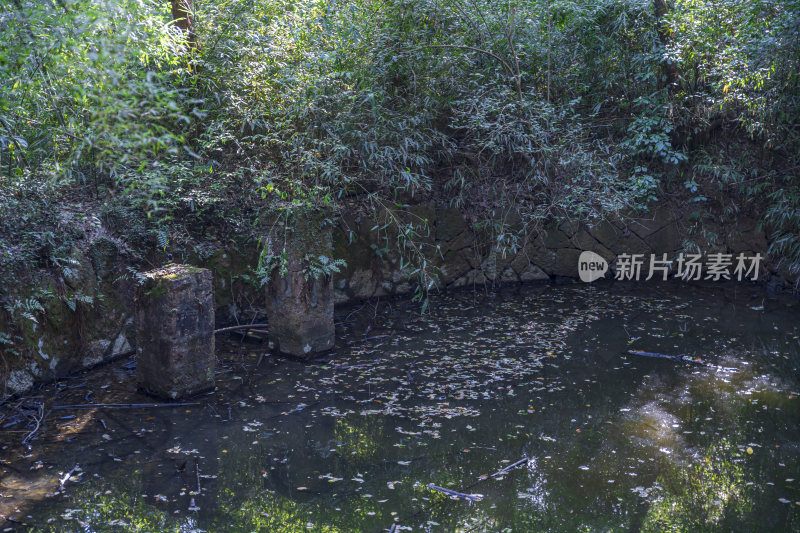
[519,264,549,282]
[586,219,621,250]
[435,206,468,242]
[480,253,498,281]
[550,248,583,277]
[529,248,558,274]
[84,333,132,368]
[84,339,110,367]
[406,202,436,229]
[451,275,468,288]
[374,280,393,297]
[440,251,471,284]
[89,236,120,280]
[496,247,516,270]
[6,369,34,395]
[607,227,652,256]
[648,222,682,253]
[135,264,215,399]
[570,228,616,261]
[447,230,474,253]
[466,269,487,285]
[349,269,377,300]
[539,227,572,249]
[334,289,350,304]
[728,227,768,254]
[509,243,535,274]
[557,219,580,238]
[62,247,95,298]
[395,282,412,294]
[392,267,411,284]
[206,248,236,318]
[113,333,131,354]
[629,206,676,240]
[500,267,519,283]
[464,248,483,269]
[454,269,487,287]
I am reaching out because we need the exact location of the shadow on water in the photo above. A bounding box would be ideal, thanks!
[1,281,799,531]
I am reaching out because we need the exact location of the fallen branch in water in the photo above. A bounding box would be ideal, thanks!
[214,324,269,334]
[52,402,199,410]
[333,362,377,370]
[627,350,706,365]
[21,402,44,447]
[462,457,530,490]
[265,401,320,420]
[427,483,483,502]
[494,457,530,475]
[59,465,80,489]
[627,350,737,372]
[0,399,25,426]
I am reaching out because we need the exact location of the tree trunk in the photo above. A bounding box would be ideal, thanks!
[170,0,197,49]
[654,0,679,91]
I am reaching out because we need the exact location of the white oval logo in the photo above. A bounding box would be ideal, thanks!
[578,251,609,282]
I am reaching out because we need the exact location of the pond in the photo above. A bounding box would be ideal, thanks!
[1,282,799,532]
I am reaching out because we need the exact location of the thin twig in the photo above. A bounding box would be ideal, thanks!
[423,44,515,79]
[214,324,269,334]
[21,403,43,446]
[52,402,199,410]
[194,456,201,494]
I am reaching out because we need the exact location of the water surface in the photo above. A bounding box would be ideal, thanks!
[1,282,799,531]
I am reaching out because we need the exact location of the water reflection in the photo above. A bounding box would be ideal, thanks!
[1,282,799,531]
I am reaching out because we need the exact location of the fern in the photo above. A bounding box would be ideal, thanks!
[302,254,347,281]
[155,230,169,252]
[4,297,45,324]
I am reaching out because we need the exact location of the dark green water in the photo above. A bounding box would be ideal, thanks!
[2,282,800,532]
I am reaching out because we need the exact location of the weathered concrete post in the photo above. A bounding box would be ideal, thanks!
[134,264,215,399]
[264,209,335,358]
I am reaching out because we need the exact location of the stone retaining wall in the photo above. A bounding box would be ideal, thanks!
[329,202,772,304]
[0,201,787,398]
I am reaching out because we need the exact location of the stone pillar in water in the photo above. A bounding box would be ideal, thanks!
[135,264,215,399]
[264,210,335,358]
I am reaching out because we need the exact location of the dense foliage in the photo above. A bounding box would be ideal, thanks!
[1,0,798,279]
